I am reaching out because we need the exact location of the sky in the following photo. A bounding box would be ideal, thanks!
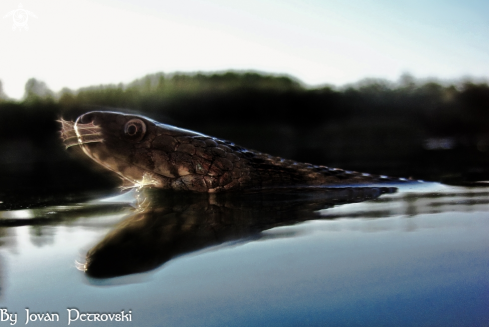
[0,0,488,99]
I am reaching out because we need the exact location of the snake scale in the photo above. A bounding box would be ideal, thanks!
[59,111,413,193]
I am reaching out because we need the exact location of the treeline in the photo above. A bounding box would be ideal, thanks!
[15,72,301,107]
[6,71,488,137]
[0,71,488,199]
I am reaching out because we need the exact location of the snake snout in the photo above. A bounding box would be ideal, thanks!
[76,112,96,125]
[58,113,104,148]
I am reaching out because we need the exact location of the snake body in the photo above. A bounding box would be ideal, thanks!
[60,111,412,192]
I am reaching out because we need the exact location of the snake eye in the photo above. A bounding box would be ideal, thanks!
[124,119,146,141]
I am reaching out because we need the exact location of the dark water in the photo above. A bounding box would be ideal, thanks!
[0,183,488,326]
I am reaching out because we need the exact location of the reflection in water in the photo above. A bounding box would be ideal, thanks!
[29,225,55,247]
[0,184,488,280]
[85,187,396,278]
[84,185,489,278]
[0,184,487,326]
[0,202,133,259]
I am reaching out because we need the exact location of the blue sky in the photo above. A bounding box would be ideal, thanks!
[1,0,488,99]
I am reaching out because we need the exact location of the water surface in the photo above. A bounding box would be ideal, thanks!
[0,183,488,326]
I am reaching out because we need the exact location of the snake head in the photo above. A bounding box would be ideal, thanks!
[69,111,162,188]
[61,111,208,190]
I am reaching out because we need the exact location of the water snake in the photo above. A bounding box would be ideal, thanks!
[59,111,414,192]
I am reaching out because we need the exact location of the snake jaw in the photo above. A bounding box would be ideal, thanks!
[58,118,104,148]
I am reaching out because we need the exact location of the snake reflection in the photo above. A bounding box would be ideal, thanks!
[85,187,395,278]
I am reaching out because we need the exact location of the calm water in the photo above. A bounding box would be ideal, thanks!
[0,183,488,326]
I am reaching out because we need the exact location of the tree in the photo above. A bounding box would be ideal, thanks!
[24,78,54,102]
[0,80,8,100]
